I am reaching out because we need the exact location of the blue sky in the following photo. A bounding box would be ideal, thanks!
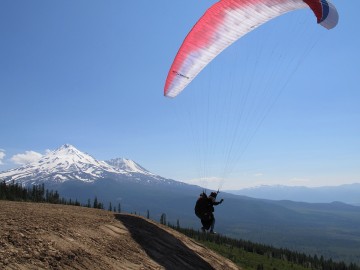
[1,0,359,190]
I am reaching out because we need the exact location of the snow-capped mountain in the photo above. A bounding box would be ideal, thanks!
[0,144,171,186]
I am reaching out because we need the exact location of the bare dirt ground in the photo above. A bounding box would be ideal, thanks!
[0,201,240,270]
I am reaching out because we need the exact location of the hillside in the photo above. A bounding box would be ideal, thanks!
[0,201,240,270]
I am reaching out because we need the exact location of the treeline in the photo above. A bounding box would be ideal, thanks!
[0,181,117,211]
[169,226,360,270]
[0,181,63,203]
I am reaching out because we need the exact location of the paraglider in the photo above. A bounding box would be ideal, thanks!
[164,0,339,98]
[195,191,224,233]
[165,0,339,232]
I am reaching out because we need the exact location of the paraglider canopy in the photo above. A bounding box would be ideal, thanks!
[164,0,339,98]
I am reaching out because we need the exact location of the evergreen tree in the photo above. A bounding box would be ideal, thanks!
[93,196,98,209]
[160,213,166,225]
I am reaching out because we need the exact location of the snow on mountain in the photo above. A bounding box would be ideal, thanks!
[105,158,152,175]
[104,157,174,184]
[0,144,141,185]
[0,144,181,187]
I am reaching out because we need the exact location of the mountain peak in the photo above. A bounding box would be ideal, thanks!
[59,143,75,150]
[106,158,152,175]
[54,144,82,154]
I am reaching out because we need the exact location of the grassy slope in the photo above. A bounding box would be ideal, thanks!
[203,241,309,270]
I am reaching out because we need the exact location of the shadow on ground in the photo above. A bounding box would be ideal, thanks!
[116,214,215,270]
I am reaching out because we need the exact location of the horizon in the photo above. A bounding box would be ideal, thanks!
[1,142,359,190]
[1,1,359,190]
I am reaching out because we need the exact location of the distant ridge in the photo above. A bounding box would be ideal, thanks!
[226,183,360,206]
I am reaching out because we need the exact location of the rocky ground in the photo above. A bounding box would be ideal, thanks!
[0,201,240,270]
